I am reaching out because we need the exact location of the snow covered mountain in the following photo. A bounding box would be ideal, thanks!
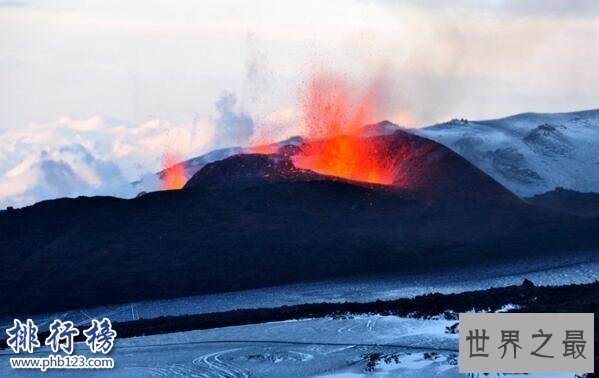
[415,109,599,197]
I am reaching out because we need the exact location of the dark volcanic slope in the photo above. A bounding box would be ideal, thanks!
[378,129,517,201]
[1,131,597,316]
[526,187,599,217]
[184,153,323,189]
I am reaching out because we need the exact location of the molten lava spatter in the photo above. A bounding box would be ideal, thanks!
[248,143,279,155]
[293,74,395,185]
[162,153,186,190]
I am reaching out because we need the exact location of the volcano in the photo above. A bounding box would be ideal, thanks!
[187,126,516,202]
[1,127,597,316]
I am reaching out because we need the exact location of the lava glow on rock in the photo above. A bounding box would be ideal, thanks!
[162,152,186,190]
[293,74,395,185]
[160,73,399,189]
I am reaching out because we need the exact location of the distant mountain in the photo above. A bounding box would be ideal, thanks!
[4,129,596,316]
[526,187,599,218]
[416,109,599,197]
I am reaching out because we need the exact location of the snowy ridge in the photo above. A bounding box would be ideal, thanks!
[416,109,599,196]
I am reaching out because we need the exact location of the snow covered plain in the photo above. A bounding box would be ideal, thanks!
[1,252,595,377]
[0,315,577,377]
[3,251,598,334]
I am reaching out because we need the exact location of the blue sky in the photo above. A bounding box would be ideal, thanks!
[0,0,598,207]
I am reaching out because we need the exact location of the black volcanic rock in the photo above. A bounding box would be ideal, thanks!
[523,123,572,156]
[184,153,324,189]
[185,128,520,203]
[526,187,599,217]
[194,129,521,202]
[1,130,598,316]
[367,130,518,201]
[521,278,535,288]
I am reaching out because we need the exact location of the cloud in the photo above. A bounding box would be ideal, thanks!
[213,92,255,148]
[2,0,598,132]
[371,1,599,126]
[0,143,134,209]
[0,0,29,7]
[0,112,222,208]
[0,86,270,208]
[397,0,599,19]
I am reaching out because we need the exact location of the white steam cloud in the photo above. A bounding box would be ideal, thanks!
[0,92,265,209]
[213,92,255,148]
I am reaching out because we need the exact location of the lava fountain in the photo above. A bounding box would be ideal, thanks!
[162,152,186,190]
[293,74,395,185]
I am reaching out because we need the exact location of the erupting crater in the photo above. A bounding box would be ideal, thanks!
[162,152,186,190]
[292,73,396,185]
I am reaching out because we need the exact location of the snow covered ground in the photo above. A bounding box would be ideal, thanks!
[1,252,594,377]
[0,315,578,377]
[3,251,597,334]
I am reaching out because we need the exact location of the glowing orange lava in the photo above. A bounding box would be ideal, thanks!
[248,143,279,155]
[293,74,395,185]
[162,152,186,190]
[247,125,280,155]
